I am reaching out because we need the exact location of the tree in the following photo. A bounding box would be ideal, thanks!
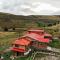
[36,22,47,27]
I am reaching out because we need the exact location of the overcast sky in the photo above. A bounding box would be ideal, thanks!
[0,0,60,15]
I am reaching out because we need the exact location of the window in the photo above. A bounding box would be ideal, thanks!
[38,42,47,45]
[15,44,19,47]
[44,36,50,38]
[33,41,38,45]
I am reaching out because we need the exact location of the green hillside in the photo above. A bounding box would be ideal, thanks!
[0,12,60,31]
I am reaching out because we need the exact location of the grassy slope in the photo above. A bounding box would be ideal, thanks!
[45,24,60,29]
[0,32,19,51]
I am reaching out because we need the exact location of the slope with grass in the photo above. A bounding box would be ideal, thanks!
[0,32,19,51]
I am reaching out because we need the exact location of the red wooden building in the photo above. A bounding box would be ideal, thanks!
[11,29,52,56]
[11,37,31,56]
[26,33,50,50]
[27,29,52,40]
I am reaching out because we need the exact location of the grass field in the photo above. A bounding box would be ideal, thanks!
[0,32,19,51]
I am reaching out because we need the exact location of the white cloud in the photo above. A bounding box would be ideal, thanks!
[0,0,60,15]
[30,2,59,12]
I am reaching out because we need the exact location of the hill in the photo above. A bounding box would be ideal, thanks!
[0,12,60,30]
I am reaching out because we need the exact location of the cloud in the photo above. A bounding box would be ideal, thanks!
[30,2,59,12]
[0,0,60,15]
[52,11,60,15]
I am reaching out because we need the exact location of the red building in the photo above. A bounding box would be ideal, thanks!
[27,29,52,40]
[11,29,52,56]
[26,33,50,50]
[11,37,31,56]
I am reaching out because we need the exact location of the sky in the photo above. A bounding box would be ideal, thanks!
[0,0,60,15]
